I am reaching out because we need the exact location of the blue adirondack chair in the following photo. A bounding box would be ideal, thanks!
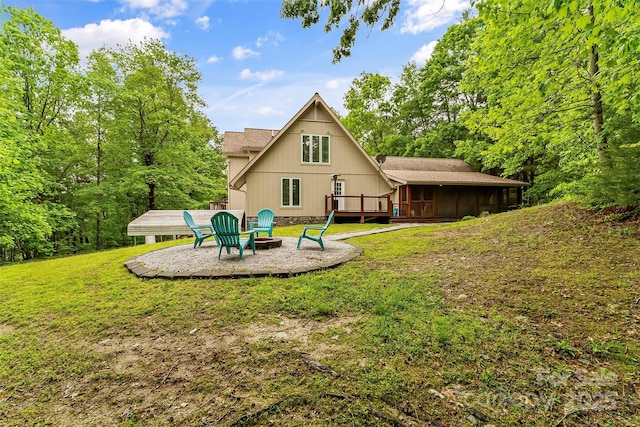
[297,210,335,250]
[249,208,275,237]
[183,210,217,248]
[211,211,256,260]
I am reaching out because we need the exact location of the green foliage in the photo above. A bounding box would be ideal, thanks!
[462,0,640,206]
[342,72,394,154]
[554,339,578,357]
[588,112,640,207]
[280,0,401,63]
[341,16,489,161]
[1,7,226,260]
[0,6,76,261]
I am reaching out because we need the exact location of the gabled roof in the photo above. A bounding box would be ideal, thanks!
[227,93,394,190]
[379,156,529,187]
[221,128,276,156]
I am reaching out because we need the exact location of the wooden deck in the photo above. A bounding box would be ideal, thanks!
[325,195,392,223]
[127,210,245,243]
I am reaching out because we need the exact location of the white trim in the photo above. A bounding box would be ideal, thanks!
[331,179,346,210]
[281,177,301,207]
[301,134,330,164]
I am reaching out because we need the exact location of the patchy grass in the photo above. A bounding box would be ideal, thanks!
[1,201,639,426]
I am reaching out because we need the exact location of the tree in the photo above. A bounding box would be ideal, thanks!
[0,6,80,260]
[105,39,223,216]
[460,0,640,205]
[342,72,395,154]
[0,36,51,262]
[68,48,121,250]
[2,6,227,260]
[401,14,485,159]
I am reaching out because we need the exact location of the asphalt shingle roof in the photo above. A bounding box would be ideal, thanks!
[222,130,528,188]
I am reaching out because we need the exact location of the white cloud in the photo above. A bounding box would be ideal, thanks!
[119,0,188,19]
[255,106,284,116]
[411,40,438,64]
[61,18,169,60]
[325,78,351,90]
[401,0,470,34]
[122,0,159,8]
[206,55,222,64]
[232,46,259,60]
[239,68,284,82]
[255,30,285,48]
[196,16,210,30]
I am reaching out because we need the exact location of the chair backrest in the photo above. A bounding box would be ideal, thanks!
[211,212,240,247]
[183,210,198,231]
[256,208,275,227]
[323,210,335,229]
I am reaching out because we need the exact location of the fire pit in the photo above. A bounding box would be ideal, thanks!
[254,237,282,250]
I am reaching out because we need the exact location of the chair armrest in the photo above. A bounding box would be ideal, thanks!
[302,225,325,231]
[240,230,256,236]
[198,225,214,233]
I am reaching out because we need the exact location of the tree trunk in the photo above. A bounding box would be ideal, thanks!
[588,3,606,162]
[148,182,156,211]
[96,213,101,251]
[96,106,103,250]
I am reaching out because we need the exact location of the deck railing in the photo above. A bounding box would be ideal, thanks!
[324,195,392,223]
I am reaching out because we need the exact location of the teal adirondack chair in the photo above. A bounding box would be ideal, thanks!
[249,208,275,237]
[211,212,256,260]
[183,210,217,248]
[297,210,335,250]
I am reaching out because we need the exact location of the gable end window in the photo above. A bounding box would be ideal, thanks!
[281,177,301,207]
[301,135,330,164]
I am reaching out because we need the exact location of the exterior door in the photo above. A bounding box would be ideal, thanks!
[410,186,435,217]
[332,180,345,210]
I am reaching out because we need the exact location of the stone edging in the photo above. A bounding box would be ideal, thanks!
[124,242,363,280]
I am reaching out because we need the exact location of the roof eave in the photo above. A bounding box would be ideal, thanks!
[404,180,529,187]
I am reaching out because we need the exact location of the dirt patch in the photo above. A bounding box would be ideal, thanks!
[0,324,15,335]
[48,316,361,425]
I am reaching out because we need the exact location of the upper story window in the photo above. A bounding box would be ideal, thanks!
[301,135,330,164]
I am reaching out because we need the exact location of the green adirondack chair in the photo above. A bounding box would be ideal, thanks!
[183,210,217,248]
[249,208,275,237]
[297,210,335,250]
[211,211,256,260]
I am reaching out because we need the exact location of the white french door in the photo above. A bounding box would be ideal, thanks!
[331,180,345,210]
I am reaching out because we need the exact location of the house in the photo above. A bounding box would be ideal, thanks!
[222,93,528,224]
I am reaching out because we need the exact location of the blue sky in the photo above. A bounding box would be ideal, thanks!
[5,0,470,133]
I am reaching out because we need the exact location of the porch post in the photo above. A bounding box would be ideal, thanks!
[360,194,365,224]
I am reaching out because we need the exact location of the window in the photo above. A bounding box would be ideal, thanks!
[301,135,330,164]
[281,178,301,207]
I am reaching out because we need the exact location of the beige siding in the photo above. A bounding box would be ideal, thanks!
[227,156,248,211]
[244,114,391,217]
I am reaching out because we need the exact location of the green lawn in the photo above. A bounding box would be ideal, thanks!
[1,202,639,426]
